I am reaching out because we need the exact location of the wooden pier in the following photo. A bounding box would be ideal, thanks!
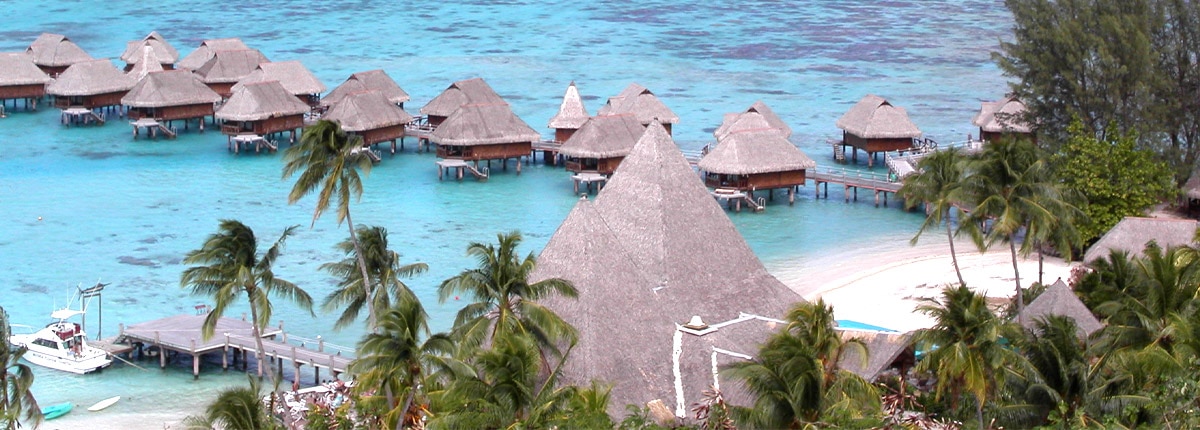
[809,166,901,207]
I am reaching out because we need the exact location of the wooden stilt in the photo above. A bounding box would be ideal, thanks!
[156,331,165,369]
[192,339,200,379]
[223,334,230,371]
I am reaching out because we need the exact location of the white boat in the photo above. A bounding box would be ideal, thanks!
[8,294,113,374]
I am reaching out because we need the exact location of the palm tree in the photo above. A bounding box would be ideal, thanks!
[437,231,578,357]
[723,300,880,429]
[915,284,1025,428]
[182,376,282,430]
[1095,243,1200,356]
[322,225,428,330]
[350,295,453,430]
[282,120,377,327]
[180,220,314,384]
[1,307,40,430]
[899,147,969,286]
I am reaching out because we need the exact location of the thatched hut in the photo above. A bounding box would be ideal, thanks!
[193,49,269,98]
[836,329,914,381]
[122,70,221,130]
[0,52,52,111]
[1083,217,1199,263]
[125,45,165,82]
[215,80,309,143]
[429,102,539,174]
[596,83,679,134]
[972,95,1032,142]
[1017,279,1103,339]
[231,60,325,106]
[119,31,179,72]
[46,59,135,110]
[26,33,92,76]
[321,69,410,110]
[835,94,921,167]
[419,77,506,128]
[1185,170,1200,211]
[547,81,589,142]
[557,114,645,176]
[322,90,414,154]
[699,102,813,204]
[530,122,801,416]
[713,100,792,141]
[177,38,249,71]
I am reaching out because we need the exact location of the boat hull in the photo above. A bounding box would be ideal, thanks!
[41,402,73,420]
[9,334,112,374]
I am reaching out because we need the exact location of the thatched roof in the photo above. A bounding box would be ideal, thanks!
[215,80,309,122]
[676,314,786,414]
[46,59,135,97]
[836,94,922,139]
[1185,169,1200,200]
[548,81,589,129]
[321,69,410,108]
[231,60,325,96]
[122,70,221,108]
[126,46,165,81]
[596,83,679,125]
[26,33,92,68]
[428,103,539,146]
[972,96,1031,134]
[0,52,52,86]
[322,90,413,132]
[119,31,179,66]
[557,114,645,159]
[714,101,792,140]
[177,38,249,71]
[419,77,506,117]
[1083,217,1199,263]
[698,129,815,175]
[836,329,913,381]
[194,49,269,84]
[530,122,800,414]
[1018,280,1103,339]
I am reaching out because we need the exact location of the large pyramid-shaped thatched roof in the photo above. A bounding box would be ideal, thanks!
[322,90,413,132]
[119,31,179,67]
[548,81,589,129]
[596,83,679,125]
[557,114,644,159]
[973,95,1031,134]
[231,60,325,96]
[428,103,539,146]
[420,77,506,117]
[46,59,135,97]
[215,80,309,122]
[322,69,410,108]
[0,52,52,86]
[194,49,269,84]
[531,122,799,414]
[1018,280,1103,339]
[178,38,250,71]
[1083,217,1198,263]
[26,33,92,68]
[836,94,921,139]
[122,70,221,108]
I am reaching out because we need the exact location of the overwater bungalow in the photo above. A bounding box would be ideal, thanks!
[1082,217,1200,263]
[698,127,815,205]
[835,94,922,167]
[177,38,250,71]
[215,80,309,146]
[320,69,410,110]
[231,60,325,107]
[419,77,506,128]
[429,102,539,178]
[558,114,644,177]
[322,90,413,154]
[119,31,178,72]
[0,52,52,112]
[547,81,589,142]
[122,70,221,134]
[1016,279,1103,339]
[713,100,792,141]
[530,122,801,416]
[193,49,269,98]
[596,83,679,135]
[26,33,92,77]
[972,95,1033,142]
[46,59,135,123]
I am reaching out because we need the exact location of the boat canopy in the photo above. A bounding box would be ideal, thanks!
[50,309,86,320]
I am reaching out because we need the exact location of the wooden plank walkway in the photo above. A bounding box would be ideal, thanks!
[809,166,902,207]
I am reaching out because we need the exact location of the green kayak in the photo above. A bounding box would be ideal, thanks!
[41,402,73,420]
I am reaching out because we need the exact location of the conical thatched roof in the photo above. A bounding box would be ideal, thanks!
[194,49,269,84]
[321,69,410,108]
[46,59,135,97]
[1083,217,1199,263]
[322,90,413,132]
[0,52,52,86]
[177,38,250,71]
[420,77,506,117]
[231,60,325,96]
[122,70,221,108]
[836,94,922,139]
[215,80,309,122]
[557,114,645,159]
[531,122,799,413]
[714,101,792,140]
[698,129,815,175]
[429,103,539,146]
[836,329,913,381]
[596,83,679,125]
[126,46,164,81]
[973,95,1031,134]
[1018,280,1103,339]
[119,31,179,66]
[548,81,589,129]
[26,33,92,68]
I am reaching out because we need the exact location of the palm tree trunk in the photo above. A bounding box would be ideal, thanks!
[946,219,965,287]
[397,385,415,430]
[248,299,276,388]
[344,210,376,330]
[1009,234,1023,324]
[976,398,985,429]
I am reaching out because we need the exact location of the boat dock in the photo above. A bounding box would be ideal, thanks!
[809,166,901,207]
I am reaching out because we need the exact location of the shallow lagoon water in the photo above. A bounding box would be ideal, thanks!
[0,1,1012,426]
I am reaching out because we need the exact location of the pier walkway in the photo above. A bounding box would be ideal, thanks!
[809,166,901,207]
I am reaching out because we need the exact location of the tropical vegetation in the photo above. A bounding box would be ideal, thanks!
[1,306,40,430]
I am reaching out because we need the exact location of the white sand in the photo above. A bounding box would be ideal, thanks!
[773,237,1078,333]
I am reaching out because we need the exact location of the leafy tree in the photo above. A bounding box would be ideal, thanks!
[182,376,282,430]
[1146,0,1200,176]
[180,220,314,384]
[1,306,40,430]
[321,225,428,331]
[282,120,378,327]
[900,147,969,286]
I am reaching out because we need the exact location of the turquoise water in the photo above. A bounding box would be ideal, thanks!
[0,1,1013,426]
